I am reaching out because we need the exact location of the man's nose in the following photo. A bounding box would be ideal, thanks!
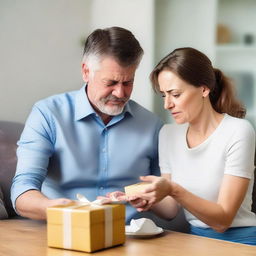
[112,84,125,98]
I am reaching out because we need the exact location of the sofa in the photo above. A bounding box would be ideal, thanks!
[0,120,255,232]
[0,121,24,217]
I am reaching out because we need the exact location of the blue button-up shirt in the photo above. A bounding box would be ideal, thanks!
[11,85,163,221]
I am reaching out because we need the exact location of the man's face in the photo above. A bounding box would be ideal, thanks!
[82,56,137,121]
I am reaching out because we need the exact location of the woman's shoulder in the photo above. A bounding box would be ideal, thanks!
[224,114,255,138]
[160,123,188,137]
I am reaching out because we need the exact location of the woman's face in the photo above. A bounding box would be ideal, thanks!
[158,70,209,124]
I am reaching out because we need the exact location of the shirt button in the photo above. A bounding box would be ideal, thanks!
[102,148,106,152]
[100,187,104,190]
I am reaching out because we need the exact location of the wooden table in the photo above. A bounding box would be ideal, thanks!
[0,219,255,256]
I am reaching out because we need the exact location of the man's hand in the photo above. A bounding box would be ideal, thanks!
[97,191,127,204]
[16,190,73,220]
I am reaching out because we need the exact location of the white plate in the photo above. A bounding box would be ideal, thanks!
[125,226,164,237]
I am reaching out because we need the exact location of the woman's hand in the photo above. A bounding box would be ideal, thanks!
[140,175,172,205]
[128,196,149,212]
[127,175,172,211]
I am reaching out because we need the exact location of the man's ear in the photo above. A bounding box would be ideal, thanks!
[202,85,210,98]
[81,63,89,83]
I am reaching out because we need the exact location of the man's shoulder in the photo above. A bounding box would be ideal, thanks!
[34,89,78,111]
[128,100,162,123]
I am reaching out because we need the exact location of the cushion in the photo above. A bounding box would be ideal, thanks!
[0,186,8,219]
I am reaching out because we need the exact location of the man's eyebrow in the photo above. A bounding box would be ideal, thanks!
[102,79,134,83]
[102,79,116,82]
[123,79,134,83]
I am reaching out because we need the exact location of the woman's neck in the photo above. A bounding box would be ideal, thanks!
[186,108,224,148]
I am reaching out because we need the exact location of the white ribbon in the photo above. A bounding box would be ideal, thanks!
[103,205,113,247]
[62,194,113,249]
[63,205,78,249]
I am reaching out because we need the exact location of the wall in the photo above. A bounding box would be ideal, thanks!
[1,0,218,124]
[0,0,91,123]
[154,0,217,122]
[0,0,155,123]
[215,0,256,127]
[89,0,155,111]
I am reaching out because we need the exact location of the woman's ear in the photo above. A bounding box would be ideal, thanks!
[81,63,89,83]
[202,85,210,98]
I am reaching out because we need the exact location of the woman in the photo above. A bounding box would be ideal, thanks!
[129,47,256,245]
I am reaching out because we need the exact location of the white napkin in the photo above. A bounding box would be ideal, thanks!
[125,218,160,234]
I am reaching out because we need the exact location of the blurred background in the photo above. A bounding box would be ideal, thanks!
[0,0,256,127]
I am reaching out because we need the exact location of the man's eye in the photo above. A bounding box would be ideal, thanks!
[161,94,166,98]
[173,94,180,98]
[106,81,117,86]
[123,81,133,86]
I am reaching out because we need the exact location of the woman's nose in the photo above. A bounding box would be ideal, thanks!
[164,97,174,109]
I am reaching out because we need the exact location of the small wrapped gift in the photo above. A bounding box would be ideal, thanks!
[47,198,125,253]
[124,182,151,196]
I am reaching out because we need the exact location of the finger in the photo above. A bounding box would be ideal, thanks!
[136,201,153,212]
[132,199,147,208]
[110,191,125,198]
[114,191,125,196]
[105,192,111,198]
[97,196,107,200]
[140,175,157,182]
[115,195,128,201]
[126,195,140,201]
[138,191,156,201]
[143,184,156,193]
[147,196,158,206]
[143,203,153,211]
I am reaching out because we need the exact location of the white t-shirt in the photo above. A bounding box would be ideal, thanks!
[159,114,256,228]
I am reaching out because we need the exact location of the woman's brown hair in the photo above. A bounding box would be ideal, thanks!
[150,47,246,118]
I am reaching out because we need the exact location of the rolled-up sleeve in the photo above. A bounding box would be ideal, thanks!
[11,104,55,209]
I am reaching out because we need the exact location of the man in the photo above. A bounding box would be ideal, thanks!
[11,27,163,221]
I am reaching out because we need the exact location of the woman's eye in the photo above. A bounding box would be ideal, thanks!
[173,94,180,98]
[161,94,166,98]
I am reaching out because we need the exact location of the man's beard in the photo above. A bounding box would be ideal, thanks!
[95,95,129,116]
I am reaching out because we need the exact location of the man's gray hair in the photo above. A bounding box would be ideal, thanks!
[82,27,144,71]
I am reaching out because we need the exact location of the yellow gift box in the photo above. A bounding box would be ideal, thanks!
[47,202,125,252]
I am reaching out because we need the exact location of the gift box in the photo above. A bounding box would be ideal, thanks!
[47,202,125,252]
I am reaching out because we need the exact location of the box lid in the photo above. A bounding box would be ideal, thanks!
[47,203,125,227]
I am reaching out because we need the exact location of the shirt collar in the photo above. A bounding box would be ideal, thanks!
[74,84,95,121]
[74,84,134,121]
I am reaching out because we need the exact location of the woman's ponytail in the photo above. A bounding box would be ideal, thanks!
[211,69,246,118]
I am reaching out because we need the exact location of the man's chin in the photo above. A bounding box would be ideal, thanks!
[104,107,124,116]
